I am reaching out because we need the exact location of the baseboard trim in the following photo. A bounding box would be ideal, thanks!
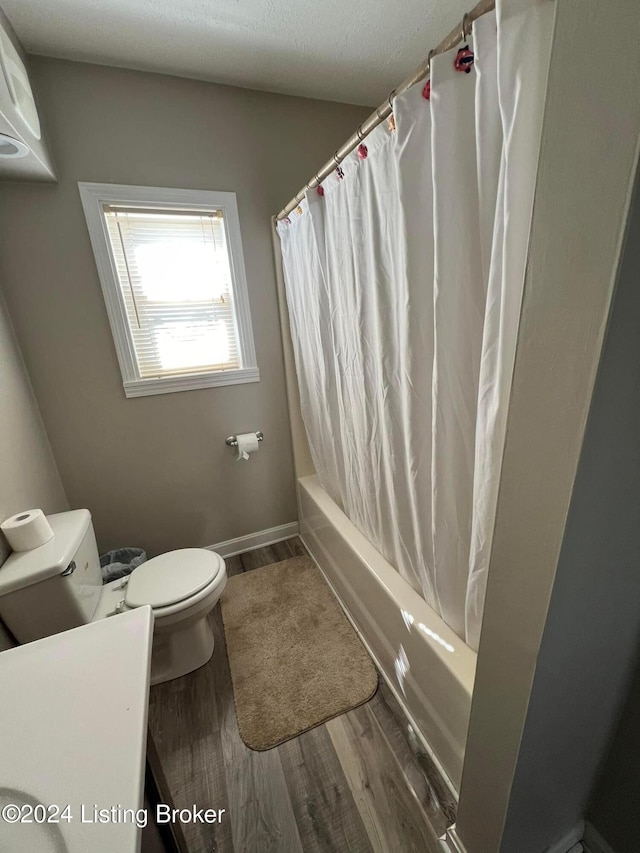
[206,522,299,558]
[438,821,585,853]
[547,822,585,853]
[439,825,467,853]
[583,822,616,853]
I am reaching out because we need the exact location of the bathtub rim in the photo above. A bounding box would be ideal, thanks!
[298,473,477,795]
[300,527,461,803]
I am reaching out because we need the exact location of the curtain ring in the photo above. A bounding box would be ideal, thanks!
[356,126,365,142]
[314,173,322,185]
[332,151,341,167]
[461,12,471,42]
[375,104,386,121]
[387,89,396,110]
[426,49,435,73]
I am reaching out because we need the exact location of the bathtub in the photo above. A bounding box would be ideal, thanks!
[298,474,477,792]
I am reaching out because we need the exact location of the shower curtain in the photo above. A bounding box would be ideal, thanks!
[278,0,554,650]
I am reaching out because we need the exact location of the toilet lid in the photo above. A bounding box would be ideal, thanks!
[125,549,223,609]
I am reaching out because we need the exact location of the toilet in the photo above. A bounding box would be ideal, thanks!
[0,509,227,684]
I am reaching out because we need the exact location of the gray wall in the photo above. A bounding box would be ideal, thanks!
[498,166,640,852]
[0,286,68,564]
[583,174,640,853]
[588,650,640,853]
[0,57,369,556]
[0,284,68,649]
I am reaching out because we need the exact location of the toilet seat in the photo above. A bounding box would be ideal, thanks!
[125,549,224,610]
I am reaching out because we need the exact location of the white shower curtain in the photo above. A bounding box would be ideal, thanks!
[278,0,554,649]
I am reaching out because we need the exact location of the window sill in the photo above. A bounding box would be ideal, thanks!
[123,367,260,398]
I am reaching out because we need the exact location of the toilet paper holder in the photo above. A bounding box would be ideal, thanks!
[225,431,264,447]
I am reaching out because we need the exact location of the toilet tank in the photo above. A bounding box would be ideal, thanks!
[0,509,103,643]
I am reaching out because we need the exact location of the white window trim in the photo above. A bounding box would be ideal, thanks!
[78,182,259,398]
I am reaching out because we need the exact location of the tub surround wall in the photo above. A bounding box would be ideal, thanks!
[0,57,369,557]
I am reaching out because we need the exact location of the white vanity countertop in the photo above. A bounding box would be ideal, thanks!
[0,606,153,853]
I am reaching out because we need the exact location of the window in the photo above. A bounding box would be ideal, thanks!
[79,183,259,397]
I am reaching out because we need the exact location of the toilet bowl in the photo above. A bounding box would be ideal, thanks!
[0,510,227,684]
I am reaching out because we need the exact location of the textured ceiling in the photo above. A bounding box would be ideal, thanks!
[1,0,471,106]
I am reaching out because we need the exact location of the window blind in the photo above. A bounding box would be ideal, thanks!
[103,206,241,379]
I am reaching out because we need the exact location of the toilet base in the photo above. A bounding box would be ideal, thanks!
[150,615,215,685]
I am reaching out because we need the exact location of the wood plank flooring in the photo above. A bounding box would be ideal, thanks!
[147,538,453,853]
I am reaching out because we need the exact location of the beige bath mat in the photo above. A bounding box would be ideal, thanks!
[220,556,378,750]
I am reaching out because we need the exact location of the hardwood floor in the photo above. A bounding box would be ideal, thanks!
[147,538,453,853]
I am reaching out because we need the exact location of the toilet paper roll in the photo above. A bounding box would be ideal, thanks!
[1,509,54,552]
[235,432,260,462]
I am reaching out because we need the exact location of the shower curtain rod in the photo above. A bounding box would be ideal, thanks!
[276,0,496,220]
